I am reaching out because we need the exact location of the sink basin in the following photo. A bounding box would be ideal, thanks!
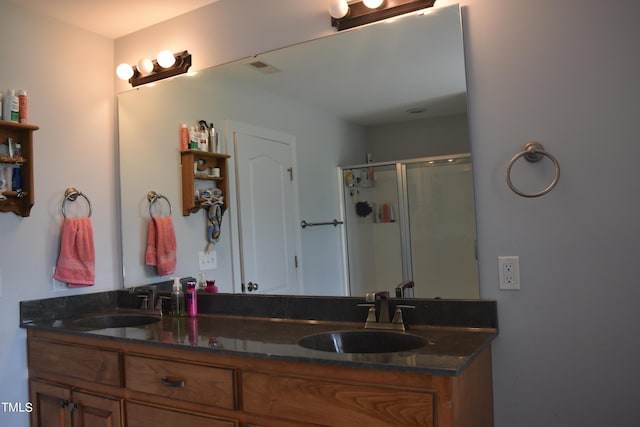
[71,314,161,330]
[297,330,426,354]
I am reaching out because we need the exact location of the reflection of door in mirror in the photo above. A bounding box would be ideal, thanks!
[342,155,478,299]
[231,122,300,295]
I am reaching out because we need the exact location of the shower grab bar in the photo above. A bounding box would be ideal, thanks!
[300,219,343,229]
[506,142,560,198]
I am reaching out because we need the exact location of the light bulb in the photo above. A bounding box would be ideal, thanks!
[116,63,134,80]
[329,0,349,19]
[363,0,384,9]
[157,50,176,68]
[137,58,154,75]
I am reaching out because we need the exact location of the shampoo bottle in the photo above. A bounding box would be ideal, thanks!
[16,90,27,123]
[171,277,185,316]
[186,281,198,317]
[3,89,19,122]
[180,124,189,151]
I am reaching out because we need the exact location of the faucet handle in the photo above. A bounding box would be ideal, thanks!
[392,305,415,330]
[137,295,150,310]
[357,303,377,324]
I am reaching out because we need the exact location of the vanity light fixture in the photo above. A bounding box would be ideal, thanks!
[116,50,192,87]
[330,0,435,31]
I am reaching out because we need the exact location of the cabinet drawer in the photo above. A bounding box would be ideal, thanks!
[127,401,237,427]
[28,338,123,387]
[243,371,435,427]
[125,354,237,410]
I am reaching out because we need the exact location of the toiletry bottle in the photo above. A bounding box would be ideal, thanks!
[186,281,198,318]
[180,124,188,151]
[11,166,22,191]
[3,89,18,122]
[204,280,218,293]
[16,90,27,123]
[208,127,217,153]
[198,272,206,291]
[171,277,185,316]
[199,128,209,151]
[189,126,199,150]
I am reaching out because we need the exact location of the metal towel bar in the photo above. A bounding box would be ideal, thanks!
[300,219,343,229]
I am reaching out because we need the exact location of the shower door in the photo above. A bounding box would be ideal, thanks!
[405,157,478,298]
[342,155,478,298]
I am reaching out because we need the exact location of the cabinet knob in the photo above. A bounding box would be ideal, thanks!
[59,399,69,408]
[247,282,259,292]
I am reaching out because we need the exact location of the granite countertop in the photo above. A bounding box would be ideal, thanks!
[20,289,498,376]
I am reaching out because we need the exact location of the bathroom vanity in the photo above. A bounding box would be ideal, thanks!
[21,292,497,427]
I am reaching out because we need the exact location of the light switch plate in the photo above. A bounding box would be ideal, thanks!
[199,251,217,270]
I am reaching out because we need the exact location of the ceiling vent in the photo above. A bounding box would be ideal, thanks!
[243,58,281,74]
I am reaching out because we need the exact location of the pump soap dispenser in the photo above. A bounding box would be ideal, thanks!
[171,277,185,317]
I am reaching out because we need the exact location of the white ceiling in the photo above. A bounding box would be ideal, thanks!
[3,0,222,39]
[209,5,467,125]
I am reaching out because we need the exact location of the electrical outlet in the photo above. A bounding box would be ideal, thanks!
[52,267,68,292]
[199,251,217,270]
[498,256,520,290]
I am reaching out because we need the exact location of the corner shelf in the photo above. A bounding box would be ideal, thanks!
[180,150,230,216]
[0,120,39,217]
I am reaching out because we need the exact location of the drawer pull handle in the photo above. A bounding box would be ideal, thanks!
[160,377,185,388]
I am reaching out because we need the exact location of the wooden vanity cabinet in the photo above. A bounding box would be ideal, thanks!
[26,329,493,427]
[29,379,123,427]
[0,120,38,217]
[180,150,230,216]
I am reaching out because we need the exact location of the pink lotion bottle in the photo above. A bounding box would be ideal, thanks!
[186,281,198,317]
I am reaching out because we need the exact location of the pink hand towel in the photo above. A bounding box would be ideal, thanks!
[54,217,95,287]
[145,216,177,276]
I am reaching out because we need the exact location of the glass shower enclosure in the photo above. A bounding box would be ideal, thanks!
[340,154,479,299]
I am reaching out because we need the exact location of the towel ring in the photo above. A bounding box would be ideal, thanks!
[62,187,92,217]
[147,191,172,218]
[506,142,560,198]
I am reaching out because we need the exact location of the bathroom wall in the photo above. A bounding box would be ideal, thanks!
[115,1,640,426]
[0,3,116,426]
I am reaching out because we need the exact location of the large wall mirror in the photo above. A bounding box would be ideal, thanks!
[117,4,478,298]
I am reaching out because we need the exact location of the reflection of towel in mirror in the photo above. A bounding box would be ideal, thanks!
[54,217,95,287]
[145,216,177,276]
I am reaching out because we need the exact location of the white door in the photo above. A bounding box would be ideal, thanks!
[232,124,300,294]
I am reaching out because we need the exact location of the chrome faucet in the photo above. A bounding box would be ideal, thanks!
[361,291,415,332]
[365,291,391,323]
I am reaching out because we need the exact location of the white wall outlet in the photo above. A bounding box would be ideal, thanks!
[498,256,520,290]
[52,267,68,292]
[199,251,217,270]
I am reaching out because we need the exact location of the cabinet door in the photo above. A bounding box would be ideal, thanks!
[126,401,237,427]
[29,379,71,427]
[71,390,123,427]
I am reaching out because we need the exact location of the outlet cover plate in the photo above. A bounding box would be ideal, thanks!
[498,256,520,290]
